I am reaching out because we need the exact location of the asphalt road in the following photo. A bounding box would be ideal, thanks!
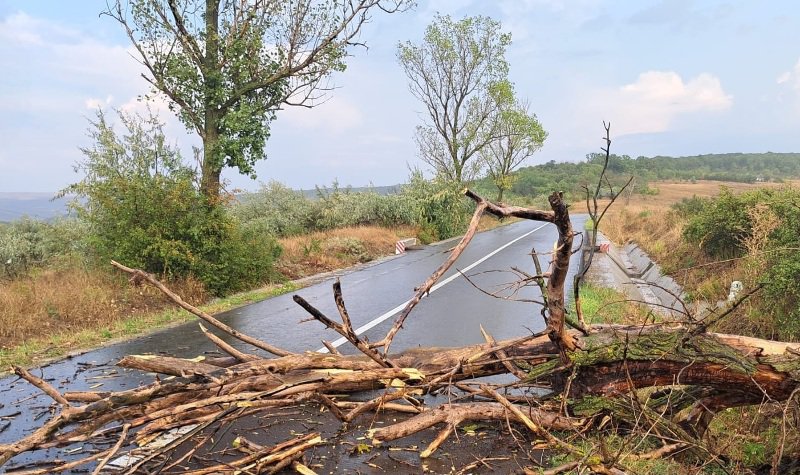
[0,216,587,469]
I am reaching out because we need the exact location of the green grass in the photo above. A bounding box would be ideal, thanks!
[576,283,647,325]
[0,282,299,369]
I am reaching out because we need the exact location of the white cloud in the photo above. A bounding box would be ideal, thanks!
[85,95,114,110]
[0,12,48,44]
[777,58,800,90]
[277,95,363,134]
[604,71,733,136]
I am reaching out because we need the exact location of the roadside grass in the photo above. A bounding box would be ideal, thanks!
[577,283,651,325]
[0,280,298,369]
[598,181,743,306]
[277,225,418,279]
[0,223,420,369]
[582,180,800,472]
[0,268,206,348]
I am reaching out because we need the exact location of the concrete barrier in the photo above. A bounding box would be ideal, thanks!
[395,238,418,254]
[585,232,687,318]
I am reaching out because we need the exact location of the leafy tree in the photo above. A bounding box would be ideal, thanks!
[62,109,281,295]
[398,15,513,183]
[106,0,409,200]
[480,97,546,201]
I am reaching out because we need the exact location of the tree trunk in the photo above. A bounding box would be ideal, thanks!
[544,191,576,353]
[200,0,222,201]
[200,126,222,203]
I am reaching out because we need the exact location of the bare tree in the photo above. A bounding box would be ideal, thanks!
[106,0,410,200]
[398,14,512,183]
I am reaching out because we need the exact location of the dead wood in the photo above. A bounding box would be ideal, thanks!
[198,322,260,362]
[111,260,292,357]
[367,200,489,355]
[12,365,70,408]
[293,279,392,367]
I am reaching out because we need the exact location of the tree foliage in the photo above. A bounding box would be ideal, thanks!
[62,109,281,295]
[480,97,547,201]
[0,218,89,279]
[106,0,409,199]
[474,152,800,206]
[398,14,513,183]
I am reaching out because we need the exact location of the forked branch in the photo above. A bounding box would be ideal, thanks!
[293,279,394,367]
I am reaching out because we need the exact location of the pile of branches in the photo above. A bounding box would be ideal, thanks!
[3,126,800,474]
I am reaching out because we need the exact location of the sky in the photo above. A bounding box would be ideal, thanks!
[1,1,800,193]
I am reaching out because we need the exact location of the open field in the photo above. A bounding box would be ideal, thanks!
[601,180,798,256]
[619,179,799,211]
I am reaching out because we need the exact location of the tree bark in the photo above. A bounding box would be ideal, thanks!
[200,0,222,201]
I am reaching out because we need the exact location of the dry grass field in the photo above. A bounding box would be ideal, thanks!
[614,179,797,211]
[277,225,418,279]
[0,269,208,357]
[0,225,420,366]
[595,180,799,310]
[601,179,798,249]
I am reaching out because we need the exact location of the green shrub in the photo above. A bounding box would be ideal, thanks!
[400,171,472,242]
[0,218,91,278]
[671,195,708,217]
[682,187,764,259]
[311,181,416,230]
[682,186,800,339]
[232,180,418,237]
[233,173,472,244]
[232,181,314,236]
[62,109,281,296]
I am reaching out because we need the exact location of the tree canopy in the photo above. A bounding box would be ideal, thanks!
[106,0,409,200]
[480,97,547,201]
[398,14,513,183]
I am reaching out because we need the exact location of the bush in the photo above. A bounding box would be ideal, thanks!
[682,187,765,259]
[63,109,281,296]
[682,186,800,339]
[232,180,418,237]
[671,195,708,217]
[311,181,416,230]
[233,181,314,236]
[233,173,472,245]
[399,171,472,242]
[0,218,90,278]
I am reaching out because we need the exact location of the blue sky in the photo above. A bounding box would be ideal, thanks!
[1,1,799,193]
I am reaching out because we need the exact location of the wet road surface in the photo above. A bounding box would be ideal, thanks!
[0,216,587,471]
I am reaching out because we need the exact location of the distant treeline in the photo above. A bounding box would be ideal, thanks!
[472,152,800,203]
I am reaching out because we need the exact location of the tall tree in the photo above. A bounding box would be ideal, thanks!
[106,0,409,200]
[398,15,512,184]
[481,98,547,201]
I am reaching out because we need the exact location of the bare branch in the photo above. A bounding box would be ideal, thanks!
[369,199,489,354]
[111,260,292,357]
[293,280,394,367]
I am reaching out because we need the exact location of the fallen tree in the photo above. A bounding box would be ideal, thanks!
[3,125,800,474]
